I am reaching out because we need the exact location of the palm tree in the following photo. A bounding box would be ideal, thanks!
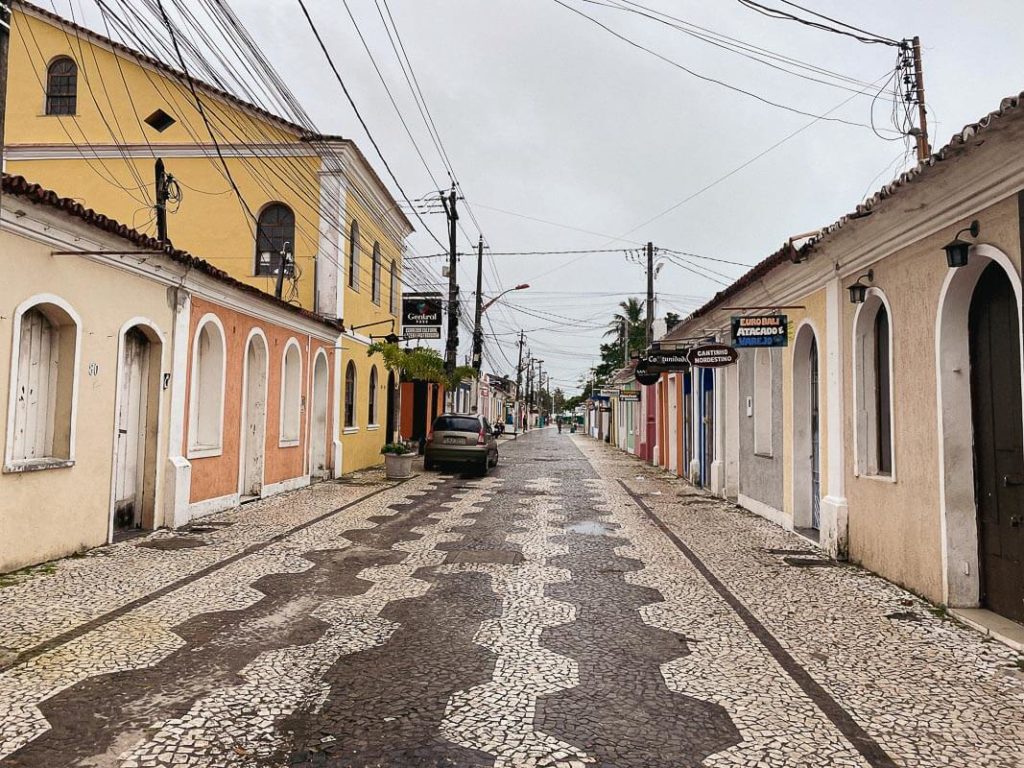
[604,297,645,344]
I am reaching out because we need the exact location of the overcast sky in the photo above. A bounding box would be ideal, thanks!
[79,0,1024,392]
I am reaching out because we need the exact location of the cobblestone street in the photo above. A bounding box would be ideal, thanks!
[0,429,1022,768]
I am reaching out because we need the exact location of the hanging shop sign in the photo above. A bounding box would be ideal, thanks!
[647,350,690,369]
[687,344,739,367]
[634,357,661,385]
[731,315,789,348]
[618,391,641,403]
[403,292,443,327]
[598,388,619,398]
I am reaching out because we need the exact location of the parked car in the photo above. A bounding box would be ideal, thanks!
[423,414,500,474]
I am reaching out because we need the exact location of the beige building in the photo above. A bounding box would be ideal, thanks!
[660,92,1024,639]
[1,174,343,572]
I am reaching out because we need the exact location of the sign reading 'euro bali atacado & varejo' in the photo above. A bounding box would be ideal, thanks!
[731,315,789,348]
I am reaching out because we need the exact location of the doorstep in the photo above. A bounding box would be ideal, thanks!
[951,608,1024,652]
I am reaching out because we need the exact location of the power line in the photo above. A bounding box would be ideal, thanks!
[735,0,899,46]
[552,0,895,131]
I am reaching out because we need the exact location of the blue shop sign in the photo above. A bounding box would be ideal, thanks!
[731,315,789,348]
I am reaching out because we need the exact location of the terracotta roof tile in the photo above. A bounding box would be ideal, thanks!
[2,173,344,332]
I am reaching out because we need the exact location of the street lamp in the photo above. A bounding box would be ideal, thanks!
[473,284,530,372]
[481,283,530,313]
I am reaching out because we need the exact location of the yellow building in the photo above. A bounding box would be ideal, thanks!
[5,1,412,473]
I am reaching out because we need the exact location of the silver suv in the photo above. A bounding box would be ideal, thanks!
[423,414,499,474]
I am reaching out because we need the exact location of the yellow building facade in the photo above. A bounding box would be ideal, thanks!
[5,1,411,474]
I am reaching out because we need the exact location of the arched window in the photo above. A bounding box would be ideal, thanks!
[368,365,379,425]
[280,341,302,445]
[854,291,894,477]
[255,204,295,276]
[389,260,398,315]
[344,361,357,428]
[753,348,773,456]
[371,242,382,305]
[6,301,80,468]
[45,57,77,116]
[189,317,225,456]
[348,220,360,290]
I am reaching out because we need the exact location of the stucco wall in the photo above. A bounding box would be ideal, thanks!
[0,230,174,571]
[842,195,1023,603]
[184,297,334,503]
[7,9,323,310]
[737,348,784,513]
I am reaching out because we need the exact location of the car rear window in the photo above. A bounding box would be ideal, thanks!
[433,416,481,433]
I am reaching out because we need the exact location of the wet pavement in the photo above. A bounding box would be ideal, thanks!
[0,429,1022,767]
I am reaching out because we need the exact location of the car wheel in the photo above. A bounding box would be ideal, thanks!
[478,458,489,476]
[490,451,499,468]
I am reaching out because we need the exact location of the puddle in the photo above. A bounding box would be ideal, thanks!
[565,520,615,535]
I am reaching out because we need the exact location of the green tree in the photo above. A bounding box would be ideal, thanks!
[604,297,647,356]
[367,342,477,391]
[665,312,681,332]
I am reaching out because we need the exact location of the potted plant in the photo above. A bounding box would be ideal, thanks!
[381,442,414,479]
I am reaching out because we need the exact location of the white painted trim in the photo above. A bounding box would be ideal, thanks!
[934,244,1024,608]
[187,492,239,521]
[851,287,897,482]
[332,347,344,479]
[308,348,330,478]
[367,424,381,431]
[106,317,166,544]
[5,143,317,160]
[4,293,83,469]
[186,313,227,458]
[2,208,340,343]
[261,474,311,499]
[738,492,791,531]
[237,328,270,497]
[278,338,302,447]
[343,426,359,435]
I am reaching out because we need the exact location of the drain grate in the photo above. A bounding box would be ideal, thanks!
[783,556,840,568]
[885,611,924,622]
[138,537,207,551]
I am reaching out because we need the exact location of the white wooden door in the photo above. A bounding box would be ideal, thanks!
[667,377,679,475]
[114,328,150,530]
[242,337,267,498]
[309,354,329,479]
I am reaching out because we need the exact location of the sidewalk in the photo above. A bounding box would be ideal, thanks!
[0,475,397,667]
[575,436,1024,768]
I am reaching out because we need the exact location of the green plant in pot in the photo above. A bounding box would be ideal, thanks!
[381,442,414,479]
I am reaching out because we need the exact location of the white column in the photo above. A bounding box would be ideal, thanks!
[332,337,344,478]
[821,278,850,558]
[165,288,193,528]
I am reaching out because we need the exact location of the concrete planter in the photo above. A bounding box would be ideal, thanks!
[383,453,414,479]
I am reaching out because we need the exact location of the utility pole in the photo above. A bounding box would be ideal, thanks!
[645,241,655,347]
[155,158,169,244]
[274,242,292,300]
[515,330,525,434]
[0,0,10,180]
[910,36,930,163]
[471,235,484,371]
[441,182,459,380]
[623,317,629,366]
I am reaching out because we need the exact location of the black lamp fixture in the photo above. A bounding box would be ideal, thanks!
[847,269,874,304]
[943,220,980,269]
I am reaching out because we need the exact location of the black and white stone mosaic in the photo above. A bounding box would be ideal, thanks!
[0,431,1021,768]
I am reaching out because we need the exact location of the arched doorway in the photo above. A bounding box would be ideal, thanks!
[241,332,268,500]
[937,249,1024,617]
[792,323,821,536]
[112,324,161,537]
[386,370,397,442]
[970,263,1024,621]
[309,352,329,480]
[699,368,716,487]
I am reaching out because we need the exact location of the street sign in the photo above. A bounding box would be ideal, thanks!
[402,293,443,330]
[404,326,441,340]
[619,391,640,402]
[688,344,738,367]
[731,315,789,348]
[646,350,690,369]
[598,388,619,397]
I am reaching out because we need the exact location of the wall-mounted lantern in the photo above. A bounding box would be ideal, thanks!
[943,220,980,269]
[848,269,874,304]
